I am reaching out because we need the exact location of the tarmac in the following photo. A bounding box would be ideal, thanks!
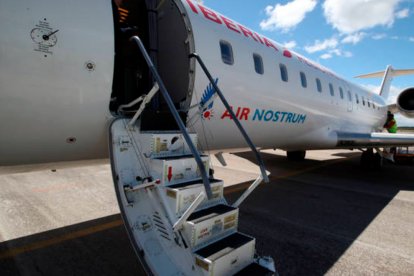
[0,149,413,275]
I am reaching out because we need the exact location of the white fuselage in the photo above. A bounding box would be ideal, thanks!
[0,0,387,165]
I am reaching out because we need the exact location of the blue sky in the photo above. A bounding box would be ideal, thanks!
[202,0,414,125]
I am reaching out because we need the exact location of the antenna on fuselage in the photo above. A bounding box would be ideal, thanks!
[355,66,414,101]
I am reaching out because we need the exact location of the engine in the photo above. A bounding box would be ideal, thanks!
[397,87,414,118]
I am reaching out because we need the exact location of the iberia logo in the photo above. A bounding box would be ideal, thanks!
[200,78,218,120]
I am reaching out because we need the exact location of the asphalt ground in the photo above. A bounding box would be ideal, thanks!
[0,150,413,275]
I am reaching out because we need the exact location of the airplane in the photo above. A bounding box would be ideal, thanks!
[1,0,414,275]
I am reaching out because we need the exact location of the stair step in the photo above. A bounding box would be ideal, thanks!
[184,204,238,249]
[150,155,210,186]
[165,179,224,216]
[234,262,274,276]
[148,133,198,159]
[194,232,255,276]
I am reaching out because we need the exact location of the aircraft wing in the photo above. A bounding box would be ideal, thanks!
[337,132,414,148]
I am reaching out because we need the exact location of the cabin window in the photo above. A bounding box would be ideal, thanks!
[253,53,264,75]
[355,94,360,104]
[362,96,366,106]
[367,100,371,108]
[280,64,288,82]
[300,72,307,88]
[347,91,352,102]
[339,87,344,99]
[373,103,376,109]
[220,40,234,65]
[316,78,322,93]
[329,83,334,96]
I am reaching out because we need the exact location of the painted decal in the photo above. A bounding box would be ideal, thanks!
[184,0,341,79]
[200,78,218,120]
[167,167,173,182]
[185,0,283,54]
[221,106,307,124]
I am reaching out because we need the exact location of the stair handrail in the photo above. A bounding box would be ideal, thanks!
[190,53,269,183]
[129,36,213,199]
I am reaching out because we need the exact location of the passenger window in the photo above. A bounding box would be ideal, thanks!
[280,64,288,82]
[339,87,344,99]
[355,94,360,104]
[373,103,376,109]
[253,54,264,75]
[220,40,234,65]
[300,72,307,88]
[362,96,366,106]
[347,91,352,102]
[329,83,334,96]
[316,78,322,93]
[367,100,371,108]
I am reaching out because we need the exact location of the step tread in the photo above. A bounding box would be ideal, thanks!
[188,204,236,223]
[195,232,253,260]
[168,178,222,189]
[234,262,274,276]
[152,154,208,161]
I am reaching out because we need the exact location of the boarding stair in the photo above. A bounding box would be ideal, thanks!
[109,36,276,275]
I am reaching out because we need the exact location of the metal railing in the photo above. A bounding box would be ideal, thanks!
[190,53,269,183]
[129,36,213,199]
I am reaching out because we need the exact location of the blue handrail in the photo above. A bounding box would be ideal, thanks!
[129,36,213,199]
[190,53,269,183]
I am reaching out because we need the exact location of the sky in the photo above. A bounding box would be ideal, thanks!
[200,0,414,125]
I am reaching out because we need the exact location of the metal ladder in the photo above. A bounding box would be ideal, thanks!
[108,36,276,275]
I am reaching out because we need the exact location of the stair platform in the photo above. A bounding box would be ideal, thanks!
[150,155,210,186]
[184,204,238,248]
[165,179,224,216]
[194,232,255,276]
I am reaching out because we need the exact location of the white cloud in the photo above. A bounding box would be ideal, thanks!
[304,38,338,53]
[341,32,366,44]
[320,53,333,59]
[363,84,401,102]
[323,0,402,34]
[283,41,297,49]
[395,8,409,19]
[319,49,353,60]
[409,37,414,42]
[372,33,387,40]
[260,0,317,32]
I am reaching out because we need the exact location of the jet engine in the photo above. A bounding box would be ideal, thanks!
[397,88,414,118]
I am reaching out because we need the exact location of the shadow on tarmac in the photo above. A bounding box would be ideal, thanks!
[0,151,413,275]
[231,150,414,275]
[0,214,145,276]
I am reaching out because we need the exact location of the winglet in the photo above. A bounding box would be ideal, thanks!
[355,66,414,101]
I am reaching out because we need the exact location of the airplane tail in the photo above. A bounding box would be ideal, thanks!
[355,66,414,101]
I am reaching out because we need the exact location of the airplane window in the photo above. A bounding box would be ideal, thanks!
[253,53,264,75]
[355,94,360,104]
[362,96,366,106]
[373,103,376,109]
[300,72,307,88]
[329,83,334,96]
[347,91,352,102]
[316,78,322,93]
[367,100,371,108]
[339,87,344,99]
[220,40,234,65]
[280,64,288,82]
